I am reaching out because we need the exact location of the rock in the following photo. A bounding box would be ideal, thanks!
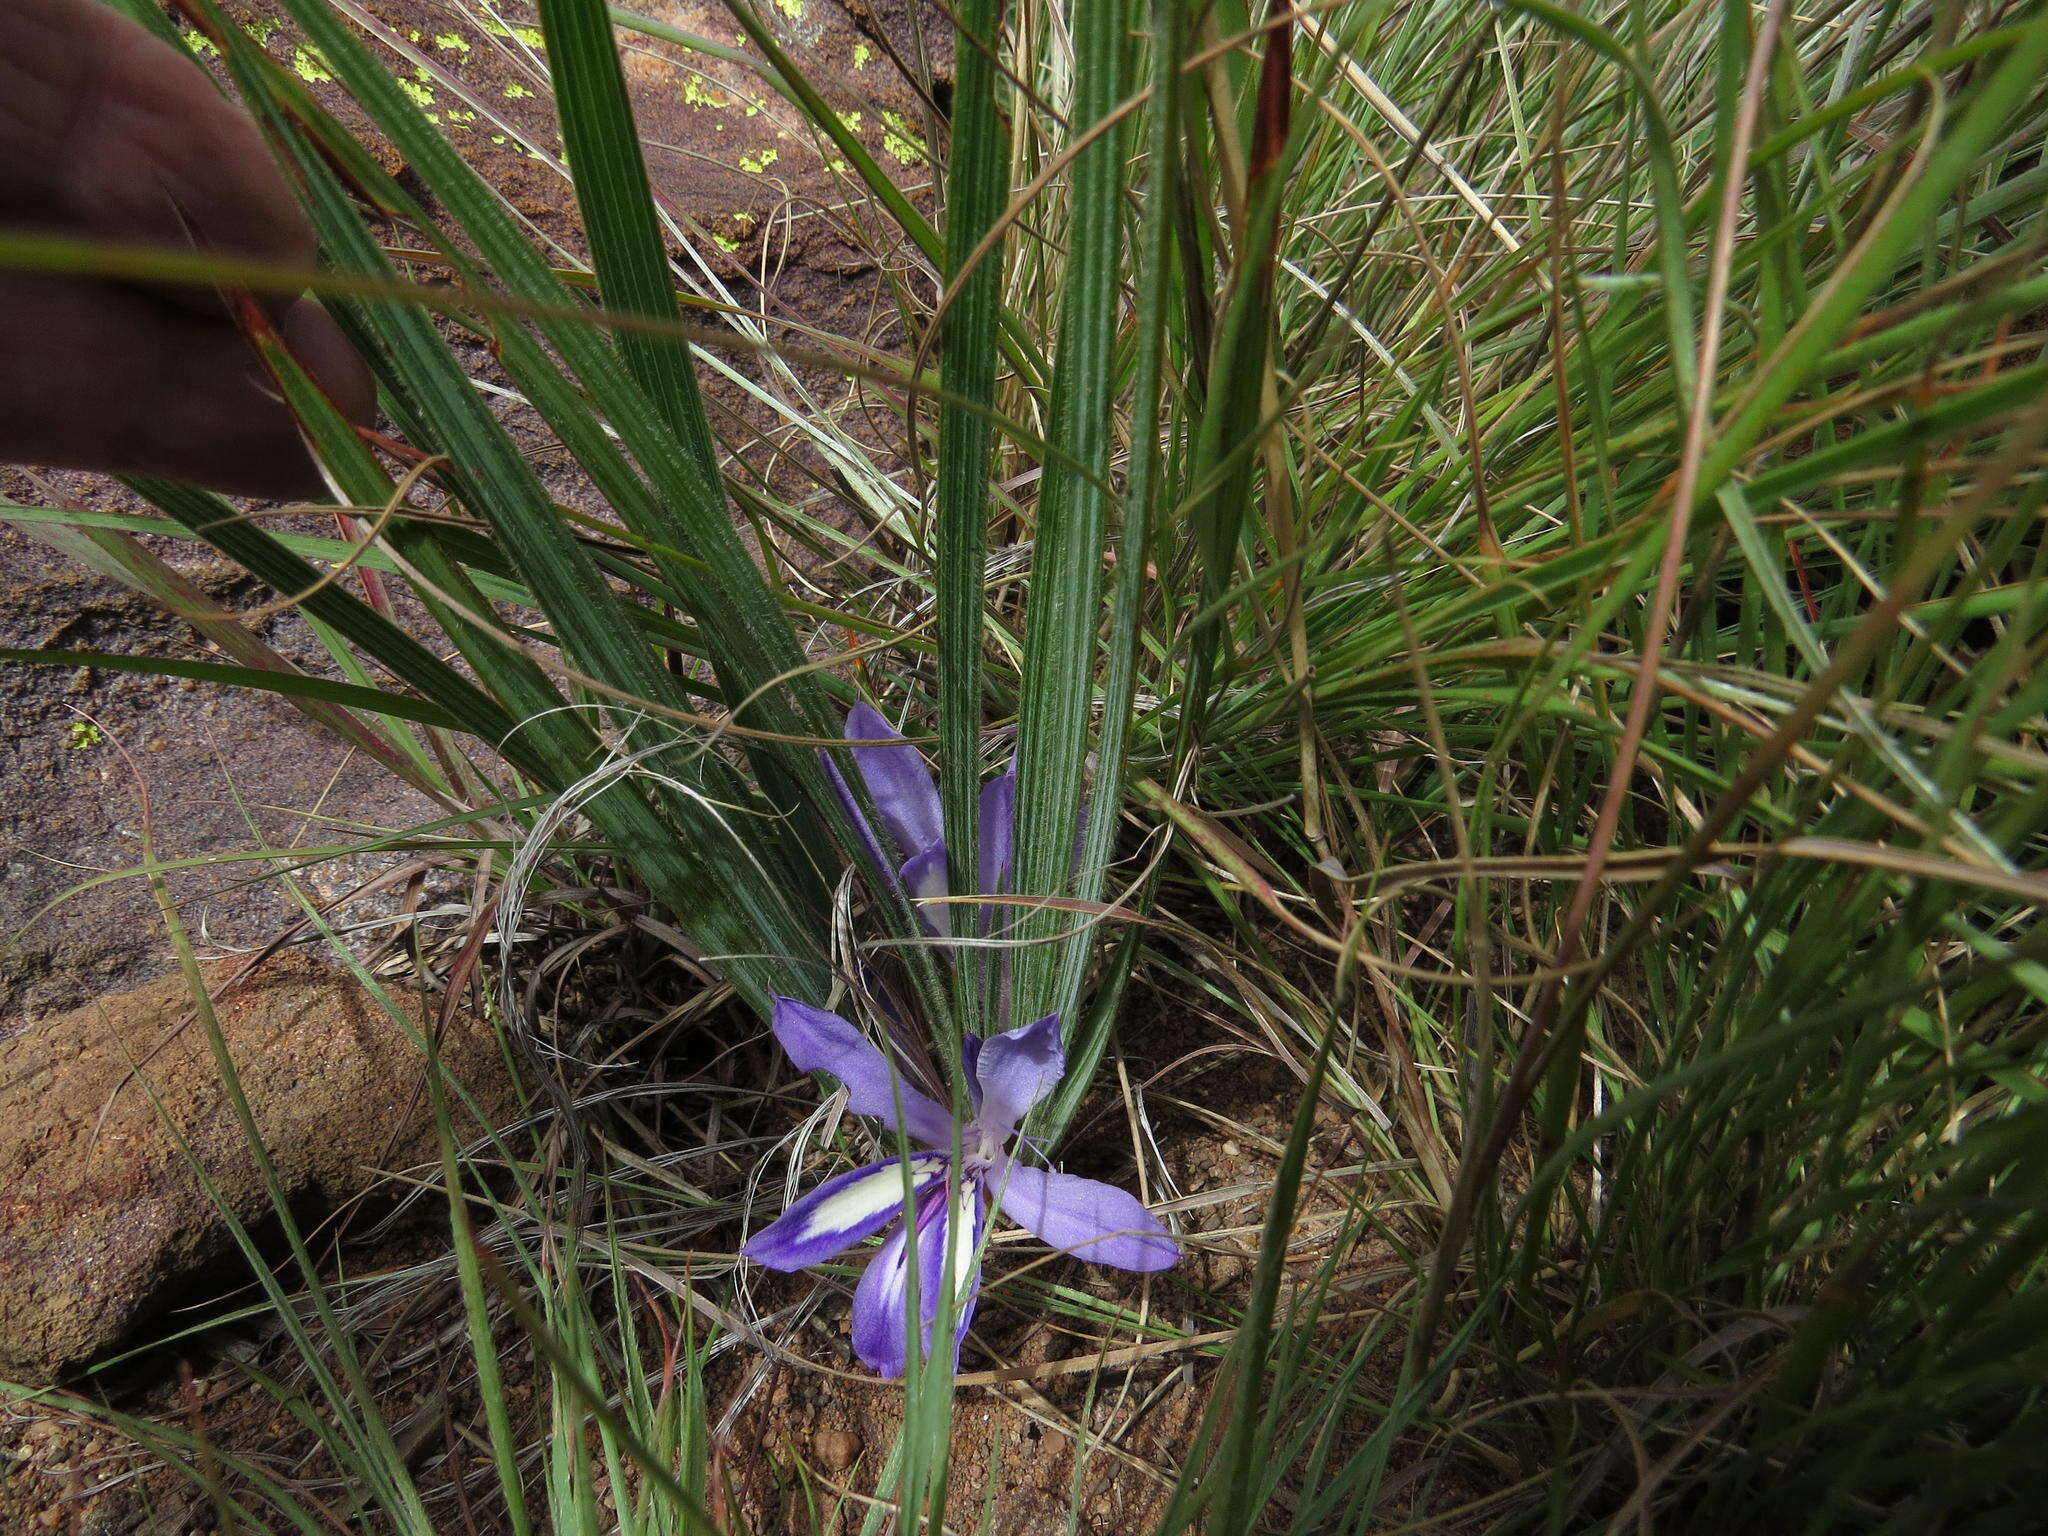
[0,953,514,1384]
[812,1428,862,1473]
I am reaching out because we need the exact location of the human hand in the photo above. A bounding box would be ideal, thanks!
[0,0,372,498]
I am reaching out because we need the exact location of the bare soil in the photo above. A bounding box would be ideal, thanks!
[0,496,444,1027]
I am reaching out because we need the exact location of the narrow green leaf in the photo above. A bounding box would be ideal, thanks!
[536,0,718,458]
[0,647,462,726]
[1041,0,1189,1129]
[126,477,526,748]
[1010,0,1130,1027]
[936,0,1008,1022]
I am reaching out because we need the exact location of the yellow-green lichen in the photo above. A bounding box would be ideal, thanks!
[183,18,276,54]
[479,15,546,48]
[504,82,534,99]
[683,77,729,109]
[851,41,872,69]
[737,148,780,174]
[433,32,471,52]
[837,109,864,133]
[710,232,740,252]
[773,0,803,17]
[291,45,333,82]
[398,77,435,109]
[880,110,926,166]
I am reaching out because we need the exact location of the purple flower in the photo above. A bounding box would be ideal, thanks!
[826,703,1015,931]
[742,998,1178,1376]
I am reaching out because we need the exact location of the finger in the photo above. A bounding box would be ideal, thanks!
[280,296,379,438]
[0,273,372,500]
[0,0,315,319]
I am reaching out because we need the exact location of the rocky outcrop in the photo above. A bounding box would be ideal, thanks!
[0,953,513,1384]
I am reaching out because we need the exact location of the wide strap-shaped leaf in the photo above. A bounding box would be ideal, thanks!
[1010,0,1131,1025]
[1039,0,1190,1136]
[263,0,839,756]
[936,0,1009,1012]
[535,0,716,460]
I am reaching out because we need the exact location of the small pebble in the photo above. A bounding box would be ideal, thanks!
[813,1428,862,1473]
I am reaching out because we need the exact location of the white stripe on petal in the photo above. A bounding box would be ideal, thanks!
[947,1185,982,1287]
[795,1153,947,1247]
[745,1153,953,1272]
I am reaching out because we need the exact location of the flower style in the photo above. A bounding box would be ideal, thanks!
[827,703,1016,930]
[742,998,1178,1376]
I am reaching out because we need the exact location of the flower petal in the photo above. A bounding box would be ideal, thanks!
[973,1012,1064,1135]
[995,1162,1179,1272]
[846,703,943,862]
[851,1183,985,1377]
[899,840,949,935]
[849,1214,914,1376]
[960,1033,983,1111]
[742,1154,948,1272]
[822,751,894,884]
[772,997,954,1148]
[978,770,1016,897]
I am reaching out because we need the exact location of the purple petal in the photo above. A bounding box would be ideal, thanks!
[850,1213,915,1376]
[899,840,949,935]
[850,1183,985,1377]
[995,1162,1179,1272]
[978,771,1016,896]
[846,704,944,862]
[960,1033,983,1111]
[972,1013,1064,1135]
[771,997,955,1148]
[822,751,894,884]
[742,1154,947,1272]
